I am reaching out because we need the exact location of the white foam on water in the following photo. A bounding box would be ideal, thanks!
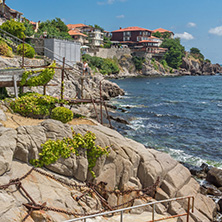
[120,104,147,108]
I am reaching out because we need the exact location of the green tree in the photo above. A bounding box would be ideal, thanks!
[132,56,145,71]
[23,19,35,37]
[36,17,71,39]
[103,36,112,48]
[205,59,211,63]
[190,47,200,54]
[161,32,171,39]
[94,24,104,32]
[152,31,161,38]
[152,31,171,39]
[161,38,185,69]
[190,47,204,61]
[0,19,26,39]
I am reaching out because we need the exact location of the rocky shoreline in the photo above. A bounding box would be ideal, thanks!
[0,56,222,221]
[107,54,222,79]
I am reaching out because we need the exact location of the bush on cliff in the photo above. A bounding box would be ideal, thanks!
[9,92,59,118]
[30,130,109,178]
[190,47,204,62]
[17,43,35,58]
[132,56,145,71]
[0,19,26,39]
[51,107,73,123]
[161,38,185,69]
[82,54,119,75]
[0,40,13,57]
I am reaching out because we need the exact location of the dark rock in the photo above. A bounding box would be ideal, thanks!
[106,104,117,109]
[213,63,222,74]
[218,199,222,213]
[110,116,129,124]
[181,162,206,178]
[201,163,212,173]
[207,168,222,187]
[118,107,127,113]
[202,62,215,75]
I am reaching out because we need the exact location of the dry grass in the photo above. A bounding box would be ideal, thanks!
[0,112,96,129]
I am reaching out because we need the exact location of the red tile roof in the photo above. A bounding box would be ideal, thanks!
[68,30,88,37]
[30,21,36,25]
[153,28,174,34]
[139,40,158,43]
[149,36,161,40]
[112,26,152,33]
[67,24,91,30]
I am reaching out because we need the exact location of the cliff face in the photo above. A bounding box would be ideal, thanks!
[0,119,216,221]
[2,57,125,100]
[180,57,222,75]
[117,54,222,77]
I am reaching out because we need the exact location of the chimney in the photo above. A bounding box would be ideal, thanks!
[119,27,122,29]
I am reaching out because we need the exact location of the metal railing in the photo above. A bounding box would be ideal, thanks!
[0,28,81,75]
[63,196,194,222]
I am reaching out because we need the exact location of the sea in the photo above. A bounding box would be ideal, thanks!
[110,75,222,168]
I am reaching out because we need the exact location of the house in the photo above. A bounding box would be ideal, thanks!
[67,23,92,33]
[153,28,174,38]
[67,23,104,47]
[0,2,23,21]
[68,29,88,45]
[88,28,104,47]
[104,30,112,38]
[148,36,163,47]
[111,26,152,44]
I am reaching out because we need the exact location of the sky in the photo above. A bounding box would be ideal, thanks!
[7,0,222,64]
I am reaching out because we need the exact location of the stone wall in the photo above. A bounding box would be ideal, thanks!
[28,38,44,55]
[88,47,131,59]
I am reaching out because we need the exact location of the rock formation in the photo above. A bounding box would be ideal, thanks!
[0,118,217,221]
[180,57,222,76]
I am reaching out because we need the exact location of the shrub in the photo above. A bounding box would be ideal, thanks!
[132,56,145,71]
[30,130,109,178]
[9,92,59,118]
[82,54,119,75]
[0,40,13,57]
[20,62,56,86]
[0,19,26,39]
[17,43,35,58]
[51,106,73,123]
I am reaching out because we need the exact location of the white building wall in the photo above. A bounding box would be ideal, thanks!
[44,38,81,66]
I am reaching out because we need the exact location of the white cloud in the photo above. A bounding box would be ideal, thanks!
[209,26,222,36]
[174,32,194,40]
[116,14,125,19]
[187,22,196,28]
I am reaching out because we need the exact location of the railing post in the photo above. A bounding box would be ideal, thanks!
[152,204,155,222]
[120,211,123,222]
[186,197,191,222]
[22,37,25,68]
[61,57,65,100]
[100,81,103,124]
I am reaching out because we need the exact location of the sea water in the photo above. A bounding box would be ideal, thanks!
[110,75,222,168]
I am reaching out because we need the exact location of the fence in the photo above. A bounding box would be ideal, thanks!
[63,196,194,222]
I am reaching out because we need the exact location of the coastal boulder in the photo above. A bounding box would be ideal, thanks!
[206,168,222,187]
[0,109,7,121]
[0,128,17,176]
[202,62,215,75]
